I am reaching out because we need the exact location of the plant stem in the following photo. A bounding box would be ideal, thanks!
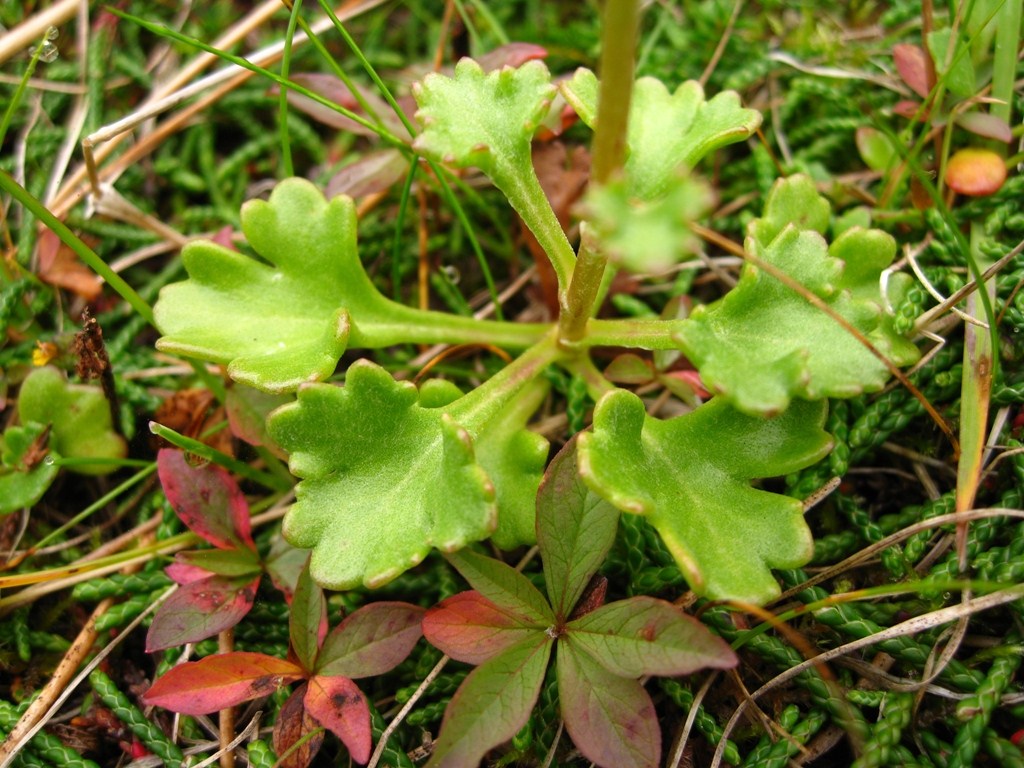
[355,299,551,351]
[558,0,639,343]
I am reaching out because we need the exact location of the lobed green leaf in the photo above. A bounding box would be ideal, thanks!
[268,360,497,590]
[579,392,832,604]
[676,175,921,416]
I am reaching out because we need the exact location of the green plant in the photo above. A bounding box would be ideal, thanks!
[151,26,920,606]
[421,437,736,768]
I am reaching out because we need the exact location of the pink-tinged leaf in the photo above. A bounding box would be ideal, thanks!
[423,591,541,664]
[893,43,930,98]
[955,112,1012,143]
[225,386,289,455]
[290,559,327,673]
[304,675,372,764]
[537,437,620,621]
[284,73,406,136]
[274,685,323,768]
[209,225,238,251]
[143,652,304,714]
[175,548,262,578]
[945,147,1007,196]
[165,562,211,585]
[265,534,308,600]
[325,149,409,200]
[315,602,424,679]
[157,449,254,550]
[446,549,553,626]
[604,354,654,385]
[893,99,926,120]
[426,636,552,768]
[566,597,737,678]
[475,43,548,72]
[145,575,259,652]
[557,639,660,768]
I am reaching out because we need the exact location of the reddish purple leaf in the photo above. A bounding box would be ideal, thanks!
[566,597,737,677]
[274,685,324,768]
[265,533,308,600]
[157,449,254,550]
[285,73,406,136]
[893,43,930,98]
[325,149,409,200]
[315,602,424,679]
[225,386,289,454]
[474,42,547,72]
[304,675,372,764]
[955,112,1013,143]
[423,591,541,664]
[426,636,552,768]
[557,640,660,768]
[146,575,259,652]
[143,652,304,714]
[165,562,211,585]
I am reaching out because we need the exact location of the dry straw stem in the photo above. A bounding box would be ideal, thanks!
[48,0,386,220]
[0,0,78,66]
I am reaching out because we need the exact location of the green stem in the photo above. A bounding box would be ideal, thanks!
[449,331,561,431]
[557,0,639,342]
[581,316,687,350]
[148,423,293,492]
[489,157,576,303]
[0,170,155,326]
[990,0,1021,126]
[354,298,551,350]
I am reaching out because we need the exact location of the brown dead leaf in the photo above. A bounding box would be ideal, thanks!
[37,229,103,301]
[152,388,234,457]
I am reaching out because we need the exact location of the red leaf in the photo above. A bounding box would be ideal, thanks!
[893,43,931,98]
[165,562,210,585]
[325,149,409,200]
[146,575,259,652]
[304,675,372,764]
[273,685,324,768]
[423,591,543,665]
[157,449,254,550]
[315,602,424,679]
[143,652,304,714]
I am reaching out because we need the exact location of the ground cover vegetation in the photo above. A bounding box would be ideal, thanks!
[1,0,1024,766]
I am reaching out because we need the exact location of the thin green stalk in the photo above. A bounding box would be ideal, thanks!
[558,0,639,342]
[0,36,45,150]
[0,171,154,325]
[148,422,293,492]
[391,162,418,302]
[315,0,417,137]
[111,9,407,150]
[278,0,304,178]
[32,465,157,552]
